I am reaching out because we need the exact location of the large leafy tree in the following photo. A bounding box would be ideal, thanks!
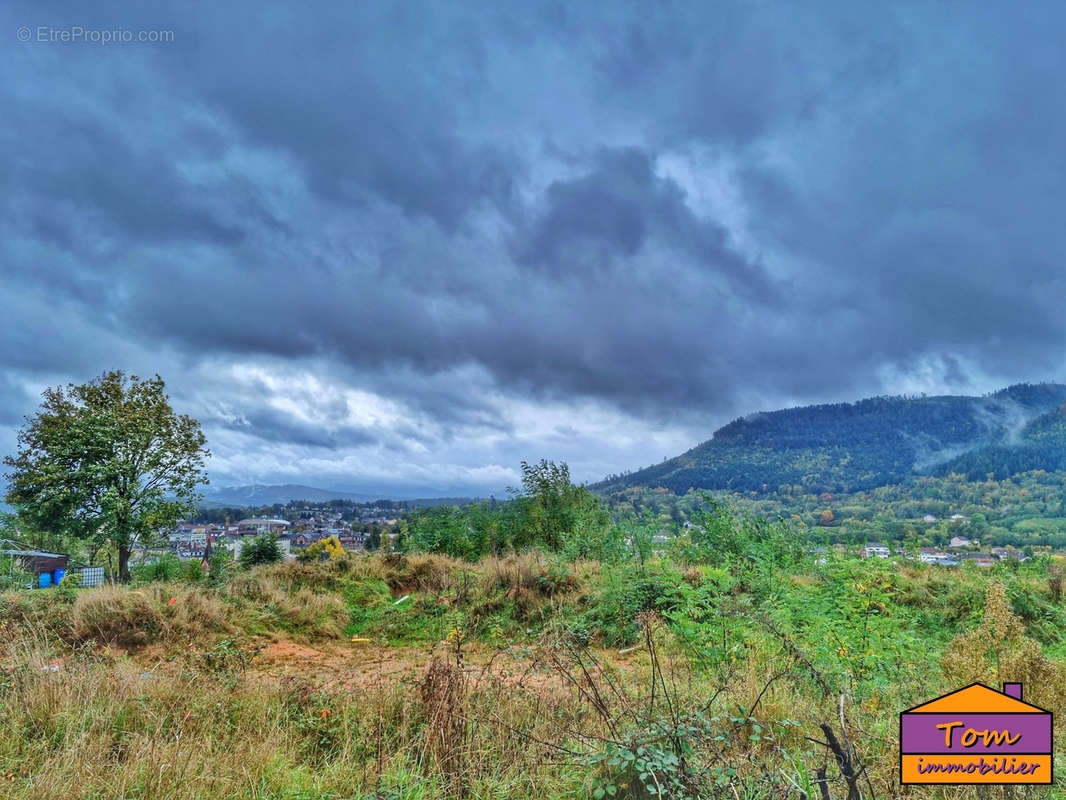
[4,371,209,581]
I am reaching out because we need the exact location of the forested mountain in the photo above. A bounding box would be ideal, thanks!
[597,383,1066,495]
[932,401,1066,479]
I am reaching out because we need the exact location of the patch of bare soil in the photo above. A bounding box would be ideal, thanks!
[252,639,430,689]
[249,637,643,698]
[260,640,328,662]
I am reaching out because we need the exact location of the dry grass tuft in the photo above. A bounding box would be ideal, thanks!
[420,656,468,795]
[226,572,348,640]
[941,581,1066,710]
[70,584,231,647]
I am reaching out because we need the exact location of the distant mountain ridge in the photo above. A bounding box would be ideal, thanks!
[199,483,483,509]
[201,484,386,507]
[596,383,1066,496]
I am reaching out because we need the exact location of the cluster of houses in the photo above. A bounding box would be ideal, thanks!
[167,516,371,562]
[285,502,401,526]
[858,535,1028,568]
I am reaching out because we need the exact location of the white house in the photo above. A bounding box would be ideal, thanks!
[920,549,960,566]
[237,518,291,536]
[862,542,891,559]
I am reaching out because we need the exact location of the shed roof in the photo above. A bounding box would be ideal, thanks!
[0,549,67,558]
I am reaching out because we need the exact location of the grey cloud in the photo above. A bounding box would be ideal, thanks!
[161,5,524,233]
[0,374,34,428]
[513,146,780,303]
[3,0,1066,493]
[209,407,379,451]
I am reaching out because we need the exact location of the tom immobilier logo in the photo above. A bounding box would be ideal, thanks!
[899,682,1052,784]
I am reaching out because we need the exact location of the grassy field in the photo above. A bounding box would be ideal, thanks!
[2,549,1066,799]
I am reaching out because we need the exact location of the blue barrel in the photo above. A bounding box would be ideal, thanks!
[38,572,52,589]
[53,569,66,586]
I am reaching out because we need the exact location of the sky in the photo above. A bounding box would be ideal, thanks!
[3,1,1066,498]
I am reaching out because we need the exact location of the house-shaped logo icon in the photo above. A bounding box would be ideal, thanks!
[900,682,1052,784]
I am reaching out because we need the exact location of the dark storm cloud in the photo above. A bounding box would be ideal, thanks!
[6,112,244,249]
[513,147,780,304]
[3,0,1066,491]
[207,406,379,451]
[150,3,525,233]
[0,373,34,428]
[724,5,1066,390]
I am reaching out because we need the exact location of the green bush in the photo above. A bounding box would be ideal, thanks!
[182,559,206,582]
[0,556,33,591]
[240,534,282,568]
[207,548,234,585]
[582,564,686,646]
[133,553,183,583]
